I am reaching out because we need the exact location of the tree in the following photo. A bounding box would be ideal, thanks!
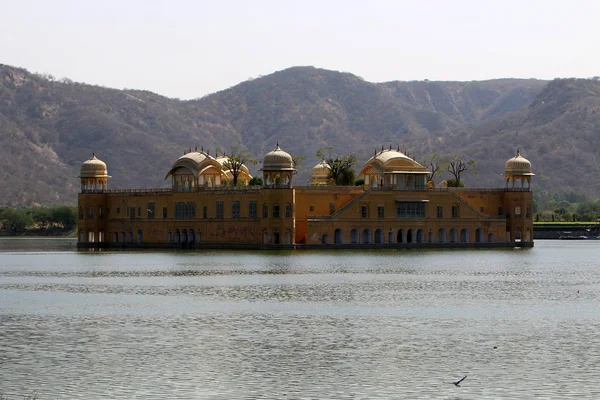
[50,205,77,229]
[0,208,34,232]
[423,153,445,187]
[221,143,257,186]
[316,147,357,186]
[248,177,263,186]
[447,157,476,187]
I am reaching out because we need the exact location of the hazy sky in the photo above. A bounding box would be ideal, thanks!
[2,0,599,99]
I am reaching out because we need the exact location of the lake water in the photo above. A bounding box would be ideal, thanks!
[1,239,600,399]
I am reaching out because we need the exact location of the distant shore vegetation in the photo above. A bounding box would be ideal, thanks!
[0,205,76,236]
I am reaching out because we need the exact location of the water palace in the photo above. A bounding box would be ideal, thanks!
[77,145,534,249]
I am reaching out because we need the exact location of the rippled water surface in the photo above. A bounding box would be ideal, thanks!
[1,239,600,399]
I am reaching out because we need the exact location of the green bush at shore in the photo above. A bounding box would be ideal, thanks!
[0,205,76,236]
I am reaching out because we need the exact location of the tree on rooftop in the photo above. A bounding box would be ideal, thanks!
[221,143,257,186]
[316,147,357,186]
[446,156,476,187]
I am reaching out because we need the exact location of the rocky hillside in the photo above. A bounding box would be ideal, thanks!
[2,63,597,206]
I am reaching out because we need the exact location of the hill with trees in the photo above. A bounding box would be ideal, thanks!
[1,63,598,207]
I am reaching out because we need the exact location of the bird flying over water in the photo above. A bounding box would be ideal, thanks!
[451,375,467,387]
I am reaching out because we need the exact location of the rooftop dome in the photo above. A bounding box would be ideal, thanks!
[80,153,110,178]
[312,160,330,177]
[359,148,428,176]
[505,150,534,176]
[262,144,295,171]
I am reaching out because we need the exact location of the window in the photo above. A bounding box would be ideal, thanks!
[79,207,84,219]
[285,203,292,218]
[526,206,532,218]
[88,207,94,218]
[452,205,459,218]
[232,201,240,219]
[175,202,196,219]
[514,206,521,217]
[129,207,135,218]
[309,205,315,212]
[273,204,280,218]
[162,207,167,219]
[397,202,426,219]
[480,206,485,212]
[147,202,155,219]
[137,207,141,217]
[262,203,268,218]
[116,207,120,214]
[498,207,503,216]
[361,205,368,218]
[216,201,224,219]
[249,201,257,218]
[99,207,104,218]
[437,205,443,218]
[203,205,207,219]
[377,206,384,219]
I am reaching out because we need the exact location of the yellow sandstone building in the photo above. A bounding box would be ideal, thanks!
[77,145,534,249]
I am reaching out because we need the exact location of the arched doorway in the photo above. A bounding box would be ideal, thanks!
[476,228,484,243]
[417,229,424,243]
[334,228,343,244]
[438,228,446,243]
[374,228,383,244]
[428,231,434,243]
[449,228,457,243]
[488,233,495,243]
[174,229,180,243]
[137,229,142,244]
[189,229,195,243]
[362,229,371,244]
[397,229,405,243]
[121,232,126,243]
[460,228,469,243]
[350,229,359,244]
[321,234,328,244]
[407,228,414,243]
[181,229,188,243]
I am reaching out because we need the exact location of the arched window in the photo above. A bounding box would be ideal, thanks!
[488,233,495,243]
[272,203,280,218]
[262,203,268,218]
[321,234,328,244]
[285,203,292,218]
[407,228,414,243]
[189,229,195,243]
[137,229,143,244]
[174,229,180,243]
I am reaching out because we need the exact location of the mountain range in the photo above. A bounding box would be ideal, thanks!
[1,63,599,206]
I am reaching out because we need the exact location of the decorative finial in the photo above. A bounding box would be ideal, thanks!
[381,145,384,152]
[201,146,204,152]
[195,146,197,151]
[389,144,392,150]
[517,149,520,156]
[397,145,400,151]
